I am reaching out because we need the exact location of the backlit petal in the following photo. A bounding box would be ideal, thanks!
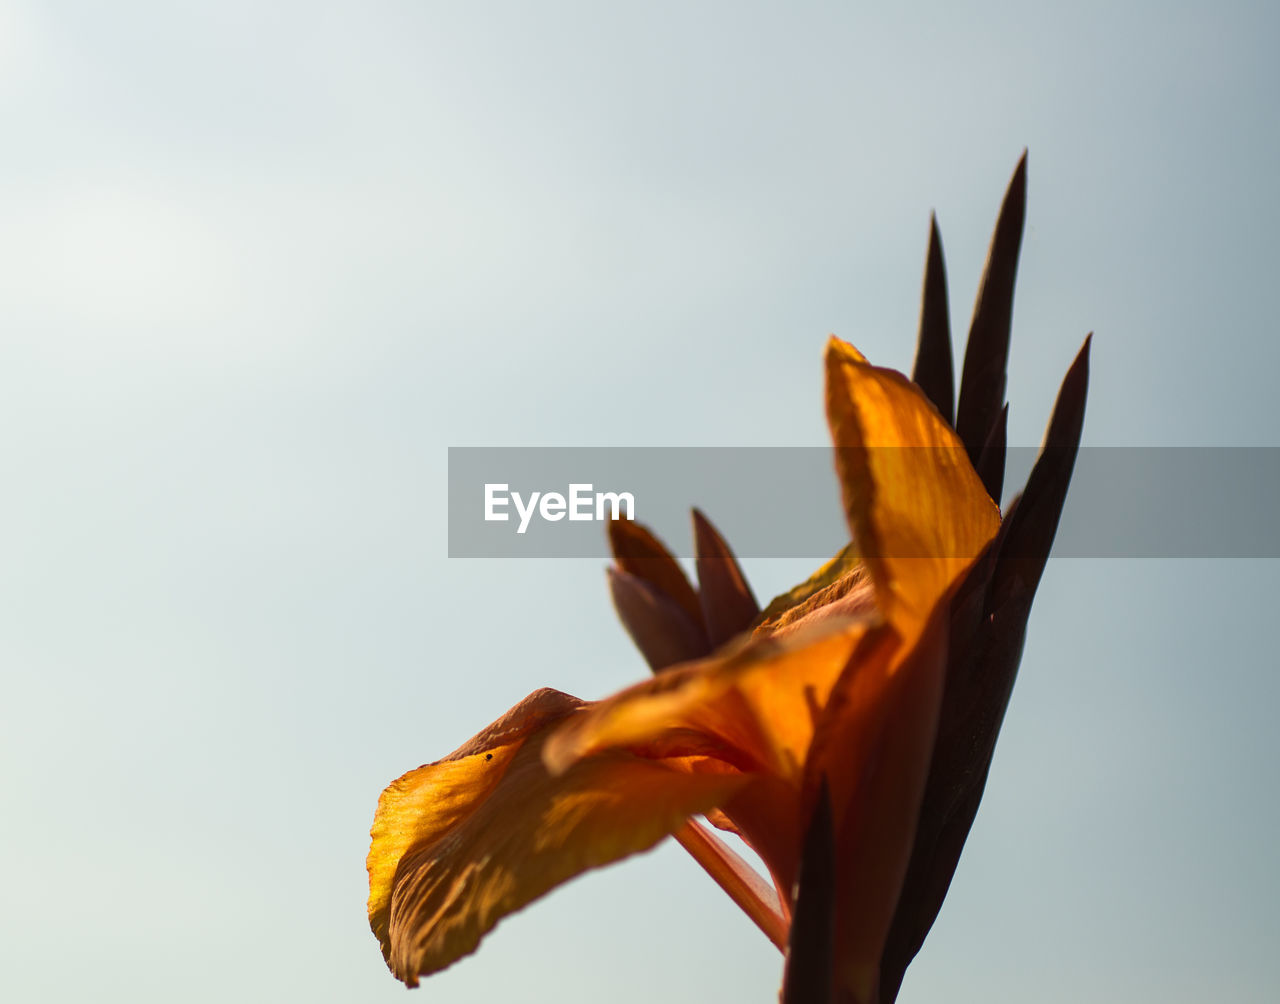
[825,337,1000,625]
[367,688,744,985]
[545,618,880,791]
[755,543,863,629]
[755,559,878,640]
[544,617,891,891]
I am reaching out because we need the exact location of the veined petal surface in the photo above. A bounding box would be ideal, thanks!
[545,618,880,791]
[368,688,744,985]
[825,337,1000,625]
[544,618,889,891]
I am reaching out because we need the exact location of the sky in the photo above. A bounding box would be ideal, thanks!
[2,2,1277,1002]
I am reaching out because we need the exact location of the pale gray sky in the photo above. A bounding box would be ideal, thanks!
[2,2,1277,1002]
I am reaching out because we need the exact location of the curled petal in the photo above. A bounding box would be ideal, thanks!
[545,618,886,891]
[756,562,877,640]
[367,688,744,985]
[755,542,864,631]
[545,618,878,790]
[366,689,581,969]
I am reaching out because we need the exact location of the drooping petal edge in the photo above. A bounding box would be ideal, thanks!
[368,689,746,985]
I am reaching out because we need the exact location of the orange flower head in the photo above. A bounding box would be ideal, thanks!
[366,154,1090,1004]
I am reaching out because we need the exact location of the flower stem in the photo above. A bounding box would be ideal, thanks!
[674,818,790,952]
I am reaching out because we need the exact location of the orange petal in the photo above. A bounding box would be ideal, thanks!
[825,337,1000,625]
[544,617,891,892]
[546,617,880,792]
[367,688,744,986]
[755,560,878,641]
[754,542,864,631]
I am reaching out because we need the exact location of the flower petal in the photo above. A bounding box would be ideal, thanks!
[754,542,865,630]
[824,337,1000,624]
[366,689,580,967]
[545,618,879,792]
[367,688,744,985]
[544,618,889,893]
[756,560,878,640]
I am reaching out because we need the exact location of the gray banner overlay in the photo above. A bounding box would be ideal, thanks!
[447,447,1280,559]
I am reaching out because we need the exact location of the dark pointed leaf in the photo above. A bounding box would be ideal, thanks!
[607,518,704,627]
[975,404,1009,505]
[692,508,760,648]
[911,214,955,425]
[879,337,1090,1001]
[987,335,1091,608]
[606,568,710,672]
[782,779,835,1004]
[955,153,1027,463]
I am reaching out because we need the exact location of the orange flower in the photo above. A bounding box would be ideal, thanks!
[366,156,1090,1003]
